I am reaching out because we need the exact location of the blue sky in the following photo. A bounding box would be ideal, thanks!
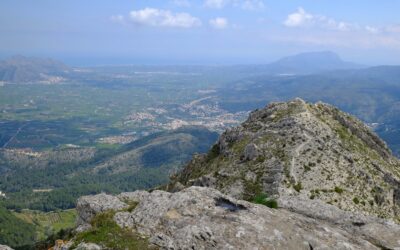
[1,0,400,65]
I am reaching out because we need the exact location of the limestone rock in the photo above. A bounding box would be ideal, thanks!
[117,190,149,203]
[73,243,102,250]
[0,245,13,250]
[92,186,398,249]
[76,193,128,230]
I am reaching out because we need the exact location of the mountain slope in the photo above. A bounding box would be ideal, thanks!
[172,98,400,222]
[0,56,70,83]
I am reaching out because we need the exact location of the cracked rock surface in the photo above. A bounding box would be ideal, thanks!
[76,186,400,250]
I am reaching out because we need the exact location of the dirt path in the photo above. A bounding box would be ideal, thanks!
[2,123,27,148]
[290,131,312,183]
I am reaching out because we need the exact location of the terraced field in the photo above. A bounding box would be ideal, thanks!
[13,209,77,241]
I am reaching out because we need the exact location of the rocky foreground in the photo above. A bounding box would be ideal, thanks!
[45,99,400,250]
[71,186,400,250]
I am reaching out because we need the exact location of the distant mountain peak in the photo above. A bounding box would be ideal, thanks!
[276,51,342,63]
[266,51,363,75]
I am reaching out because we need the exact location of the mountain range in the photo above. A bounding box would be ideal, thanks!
[0,51,364,84]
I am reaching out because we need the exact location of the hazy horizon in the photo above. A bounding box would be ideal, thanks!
[1,0,400,66]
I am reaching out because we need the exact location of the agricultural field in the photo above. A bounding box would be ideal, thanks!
[13,209,77,241]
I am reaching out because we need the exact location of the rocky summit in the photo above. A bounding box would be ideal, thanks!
[172,98,400,222]
[57,99,400,249]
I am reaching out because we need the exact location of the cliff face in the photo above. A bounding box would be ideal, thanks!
[173,98,400,222]
[66,99,400,249]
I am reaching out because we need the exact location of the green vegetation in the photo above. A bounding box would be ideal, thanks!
[0,206,36,248]
[293,182,303,192]
[334,186,344,194]
[206,144,220,162]
[0,127,217,212]
[72,210,150,250]
[12,209,76,241]
[250,193,278,209]
[231,136,250,154]
[353,197,360,204]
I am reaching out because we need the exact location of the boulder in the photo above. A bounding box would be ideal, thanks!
[76,193,128,230]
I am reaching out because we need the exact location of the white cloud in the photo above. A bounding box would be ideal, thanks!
[205,0,229,9]
[204,0,265,10]
[365,25,379,34]
[239,0,265,11]
[172,0,191,7]
[209,17,228,29]
[283,7,313,27]
[129,8,201,28]
[283,7,371,33]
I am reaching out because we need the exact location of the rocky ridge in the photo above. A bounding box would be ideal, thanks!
[172,98,400,222]
[60,99,400,249]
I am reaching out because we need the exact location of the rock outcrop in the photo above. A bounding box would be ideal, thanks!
[73,186,400,250]
[0,245,13,250]
[173,98,400,222]
[76,193,128,232]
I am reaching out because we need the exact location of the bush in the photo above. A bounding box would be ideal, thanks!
[353,197,360,204]
[72,210,150,250]
[251,193,278,209]
[334,186,344,194]
[293,182,302,192]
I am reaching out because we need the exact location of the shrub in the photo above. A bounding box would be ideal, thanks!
[72,210,150,250]
[353,197,360,204]
[293,182,302,192]
[251,193,278,209]
[334,186,344,194]
[206,144,220,161]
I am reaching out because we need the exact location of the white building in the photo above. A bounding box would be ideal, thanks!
[0,191,6,198]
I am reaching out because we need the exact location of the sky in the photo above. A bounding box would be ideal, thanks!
[1,0,400,66]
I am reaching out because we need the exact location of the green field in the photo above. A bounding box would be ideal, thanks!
[13,209,77,241]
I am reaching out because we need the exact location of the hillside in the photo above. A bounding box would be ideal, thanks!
[45,99,400,250]
[0,56,70,83]
[0,126,218,212]
[0,206,36,248]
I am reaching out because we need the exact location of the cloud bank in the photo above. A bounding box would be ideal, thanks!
[129,8,201,28]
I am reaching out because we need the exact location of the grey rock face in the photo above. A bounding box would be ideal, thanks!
[0,245,13,250]
[102,187,399,249]
[117,190,150,203]
[76,193,128,230]
[73,243,102,250]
